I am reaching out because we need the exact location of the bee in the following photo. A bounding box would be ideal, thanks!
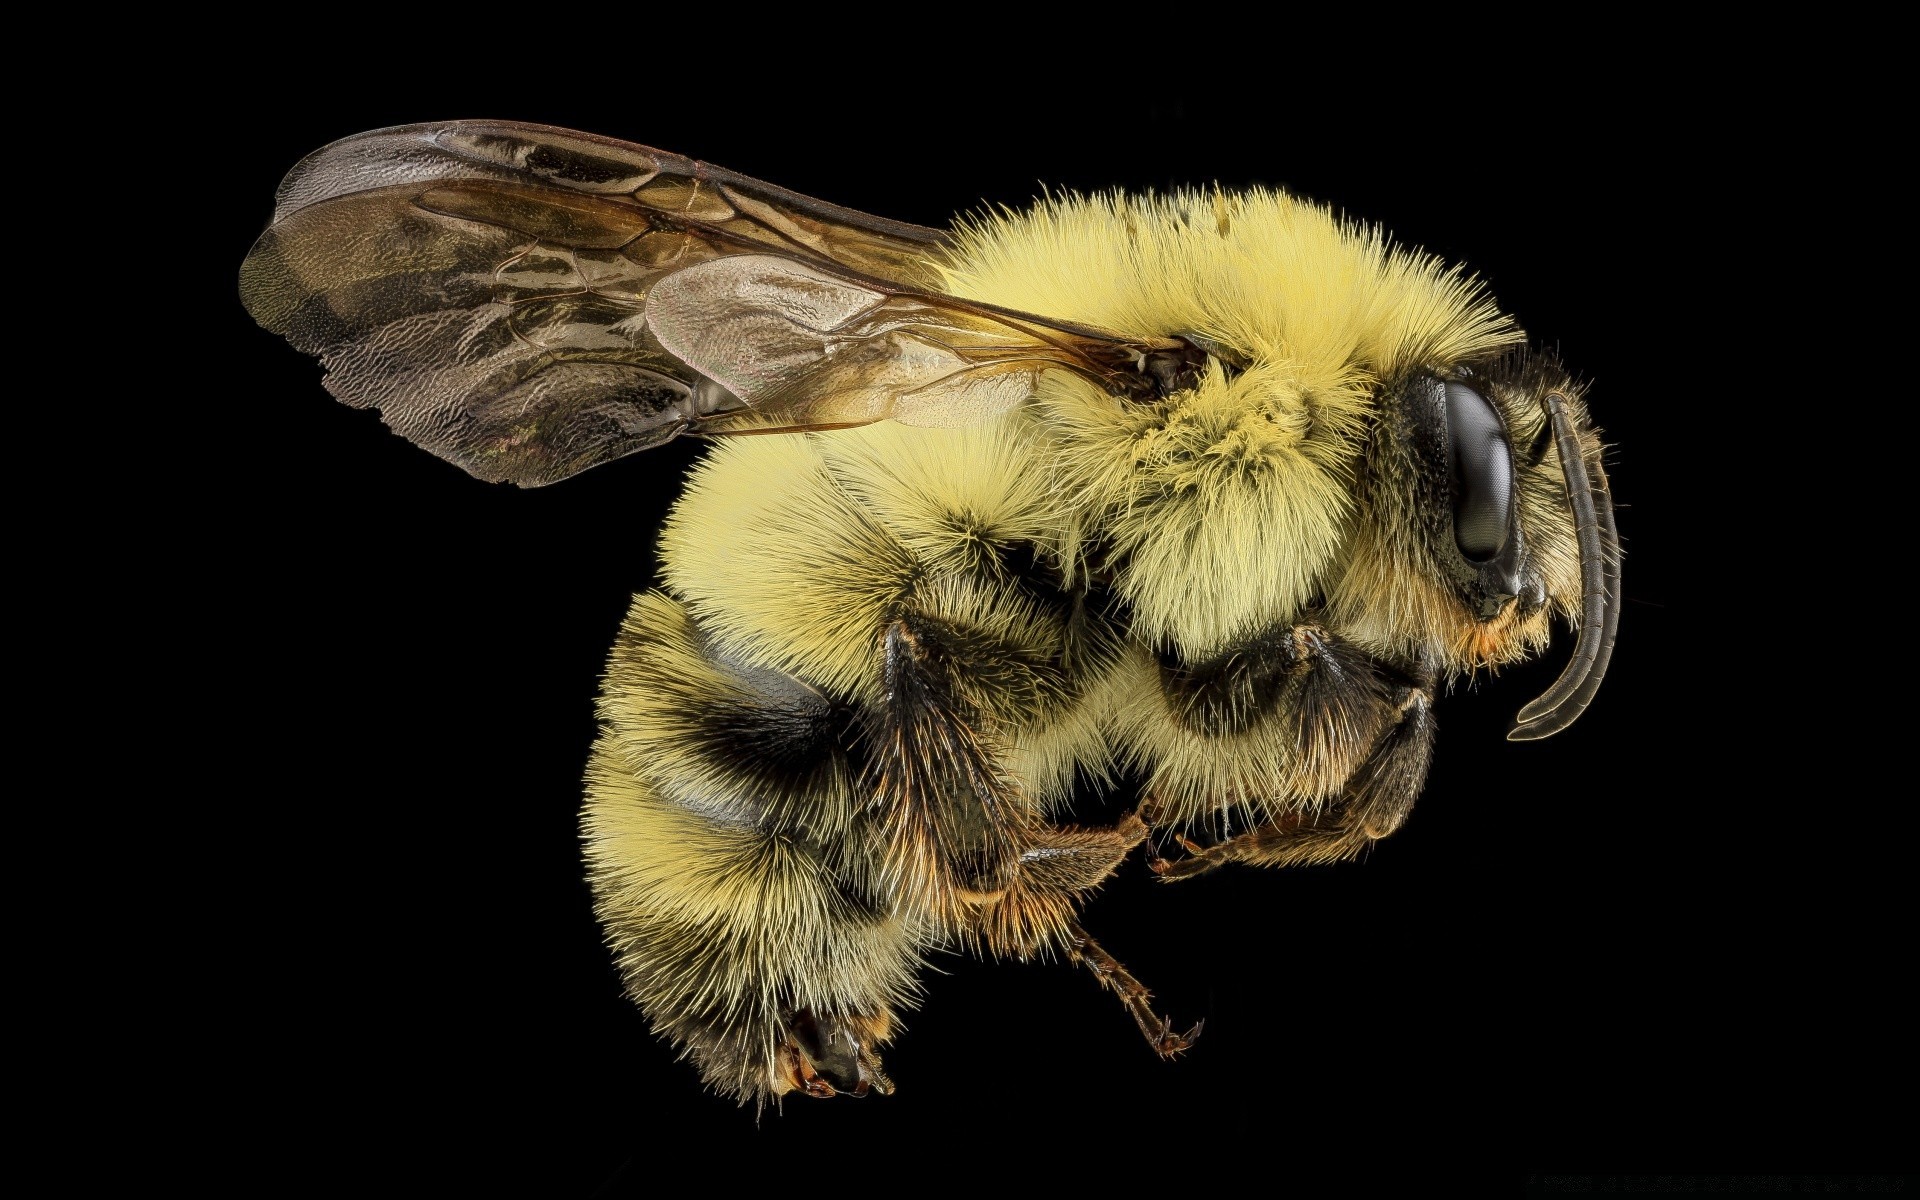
[241,120,1617,1104]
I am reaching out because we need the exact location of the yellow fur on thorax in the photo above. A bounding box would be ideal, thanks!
[936,190,1521,657]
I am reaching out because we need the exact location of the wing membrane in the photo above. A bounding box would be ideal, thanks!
[649,255,1074,429]
[242,121,954,485]
[243,120,1196,485]
[265,121,952,279]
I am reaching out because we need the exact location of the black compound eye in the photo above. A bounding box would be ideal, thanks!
[1444,381,1513,562]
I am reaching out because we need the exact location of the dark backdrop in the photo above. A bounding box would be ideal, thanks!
[178,56,1898,1195]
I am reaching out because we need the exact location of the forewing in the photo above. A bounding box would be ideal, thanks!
[647,256,1066,430]
[241,121,953,485]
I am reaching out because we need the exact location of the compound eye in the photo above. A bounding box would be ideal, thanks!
[1444,381,1513,562]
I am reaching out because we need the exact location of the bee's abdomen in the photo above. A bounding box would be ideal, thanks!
[597,590,869,841]
[584,589,920,1101]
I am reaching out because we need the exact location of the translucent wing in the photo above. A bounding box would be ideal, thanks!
[241,120,1195,485]
[648,255,1169,431]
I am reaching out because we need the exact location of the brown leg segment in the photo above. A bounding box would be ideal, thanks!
[1016,812,1150,891]
[1151,689,1435,881]
[775,1010,896,1099]
[967,813,1152,959]
[1151,816,1371,878]
[1066,922,1202,1058]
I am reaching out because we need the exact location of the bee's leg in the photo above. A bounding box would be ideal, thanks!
[1016,812,1150,890]
[586,592,922,1104]
[1066,922,1203,1058]
[1152,687,1435,880]
[959,812,1200,1052]
[775,1010,896,1099]
[862,611,1071,947]
[967,813,1149,958]
[1151,813,1366,877]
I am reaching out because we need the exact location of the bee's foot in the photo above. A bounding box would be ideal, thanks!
[1149,1016,1205,1057]
[774,1010,894,1099]
[1149,834,1223,880]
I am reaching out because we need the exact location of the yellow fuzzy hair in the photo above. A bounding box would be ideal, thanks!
[660,421,1040,704]
[939,189,1522,658]
[658,415,1132,814]
[585,739,923,1097]
[654,187,1554,838]
[592,185,1583,1096]
[666,188,1528,673]
[242,119,1612,1103]
[1322,386,1593,671]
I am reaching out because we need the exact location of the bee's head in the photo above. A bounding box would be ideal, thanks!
[1323,350,1618,737]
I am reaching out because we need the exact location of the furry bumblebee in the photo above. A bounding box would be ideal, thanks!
[241,121,1618,1103]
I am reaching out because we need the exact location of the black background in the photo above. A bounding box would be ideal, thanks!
[169,49,1902,1194]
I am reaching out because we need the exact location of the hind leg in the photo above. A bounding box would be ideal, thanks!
[963,813,1148,958]
[954,812,1200,1058]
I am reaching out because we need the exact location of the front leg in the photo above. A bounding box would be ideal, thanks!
[1145,621,1403,826]
[1152,686,1435,879]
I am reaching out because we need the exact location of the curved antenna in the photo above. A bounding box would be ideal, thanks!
[1508,392,1620,741]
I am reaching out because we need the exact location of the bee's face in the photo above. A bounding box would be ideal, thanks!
[1327,353,1593,679]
